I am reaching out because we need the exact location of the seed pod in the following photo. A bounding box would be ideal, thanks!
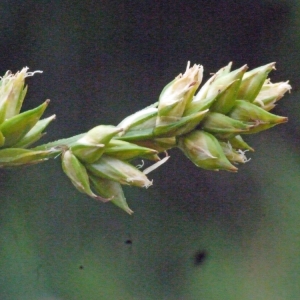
[13,115,56,148]
[86,154,153,188]
[209,65,248,114]
[229,100,288,133]
[0,68,31,123]
[237,62,275,102]
[201,112,251,134]
[153,109,209,138]
[183,95,216,116]
[194,62,232,102]
[157,62,203,125]
[253,80,291,111]
[62,149,111,202]
[215,61,233,77]
[0,147,60,167]
[71,125,123,163]
[0,99,49,147]
[178,130,237,172]
[104,139,159,161]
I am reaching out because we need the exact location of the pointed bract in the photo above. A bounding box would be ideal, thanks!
[253,80,291,111]
[157,62,203,125]
[86,154,153,188]
[0,99,49,147]
[62,149,111,202]
[0,147,61,167]
[178,130,238,172]
[201,112,251,134]
[154,109,209,138]
[0,68,42,123]
[183,95,216,116]
[194,62,232,102]
[237,63,275,102]
[209,65,248,114]
[134,137,176,152]
[13,115,56,148]
[117,104,158,133]
[104,139,159,161]
[90,175,133,214]
[219,141,250,164]
[228,135,254,152]
[229,100,288,133]
[71,125,123,163]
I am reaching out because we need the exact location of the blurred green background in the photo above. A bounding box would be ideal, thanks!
[0,1,299,299]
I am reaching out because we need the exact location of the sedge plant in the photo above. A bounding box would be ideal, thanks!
[0,62,291,214]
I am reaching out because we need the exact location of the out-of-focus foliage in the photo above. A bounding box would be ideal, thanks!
[0,1,299,299]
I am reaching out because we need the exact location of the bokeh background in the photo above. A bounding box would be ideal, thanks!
[0,1,299,299]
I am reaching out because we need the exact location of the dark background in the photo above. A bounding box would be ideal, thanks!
[0,1,299,299]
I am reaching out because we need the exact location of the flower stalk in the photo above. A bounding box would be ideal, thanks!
[0,62,291,213]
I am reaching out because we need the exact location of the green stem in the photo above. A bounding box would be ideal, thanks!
[32,133,85,151]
